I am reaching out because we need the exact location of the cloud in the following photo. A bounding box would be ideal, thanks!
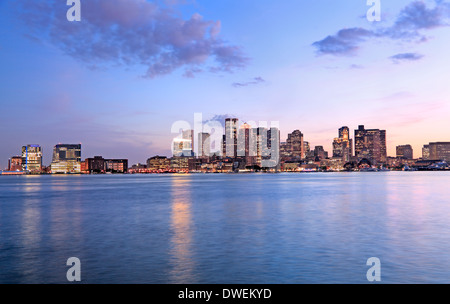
[203,114,239,127]
[312,28,375,56]
[350,64,364,69]
[312,1,450,56]
[390,52,424,63]
[15,0,249,78]
[232,77,265,88]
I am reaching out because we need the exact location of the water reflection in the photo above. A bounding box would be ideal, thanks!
[19,181,42,282]
[48,178,83,245]
[169,176,196,283]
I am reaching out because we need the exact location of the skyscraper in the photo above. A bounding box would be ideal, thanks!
[21,145,42,173]
[354,125,387,164]
[286,130,304,159]
[396,145,413,159]
[173,129,194,157]
[198,132,211,158]
[238,123,252,165]
[333,126,353,162]
[266,127,280,169]
[225,118,238,158]
[422,144,431,160]
[314,146,328,161]
[248,126,280,169]
[303,141,310,159]
[428,142,450,162]
[51,144,81,173]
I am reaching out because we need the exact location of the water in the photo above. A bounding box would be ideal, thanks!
[1,172,450,284]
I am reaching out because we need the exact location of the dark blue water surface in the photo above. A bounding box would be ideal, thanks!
[1,172,450,283]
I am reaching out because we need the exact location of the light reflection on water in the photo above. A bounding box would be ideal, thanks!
[169,177,195,283]
[0,172,450,283]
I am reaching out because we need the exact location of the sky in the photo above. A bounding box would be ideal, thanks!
[1,0,450,167]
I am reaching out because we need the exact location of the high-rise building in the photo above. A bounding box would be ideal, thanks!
[428,142,450,161]
[333,126,353,162]
[198,132,211,158]
[238,123,252,164]
[173,130,194,157]
[8,156,22,171]
[225,118,238,158]
[396,145,413,159]
[222,134,227,158]
[21,145,43,173]
[314,146,328,161]
[51,144,81,173]
[303,141,310,159]
[354,125,387,164]
[422,144,431,160]
[286,130,304,159]
[280,142,290,159]
[248,126,280,168]
[266,127,280,169]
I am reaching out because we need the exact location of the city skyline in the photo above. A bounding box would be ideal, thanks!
[4,120,450,171]
[1,1,450,166]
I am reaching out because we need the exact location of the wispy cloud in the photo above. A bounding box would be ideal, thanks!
[312,1,450,56]
[390,52,424,63]
[15,0,249,78]
[312,28,375,56]
[203,114,238,127]
[232,77,265,88]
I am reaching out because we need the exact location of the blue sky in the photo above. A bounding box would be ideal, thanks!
[1,0,450,166]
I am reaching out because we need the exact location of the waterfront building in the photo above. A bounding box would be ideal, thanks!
[21,145,43,173]
[314,146,328,161]
[354,125,387,165]
[198,132,211,158]
[286,130,304,159]
[51,144,81,174]
[303,141,310,159]
[82,156,105,174]
[147,156,171,171]
[238,123,253,166]
[225,118,239,158]
[332,126,353,162]
[422,145,431,160]
[173,129,194,157]
[8,156,22,171]
[429,142,450,162]
[396,145,413,159]
[280,142,291,159]
[105,159,128,173]
[170,156,191,171]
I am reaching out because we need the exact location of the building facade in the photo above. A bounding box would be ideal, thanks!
[354,125,387,165]
[8,156,23,171]
[333,126,353,162]
[225,118,238,158]
[198,132,211,158]
[82,156,105,174]
[21,145,43,173]
[422,144,431,160]
[396,145,413,159]
[105,159,128,173]
[314,146,328,161]
[51,144,82,173]
[173,130,194,157]
[147,156,171,171]
[429,142,450,162]
[286,130,304,159]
